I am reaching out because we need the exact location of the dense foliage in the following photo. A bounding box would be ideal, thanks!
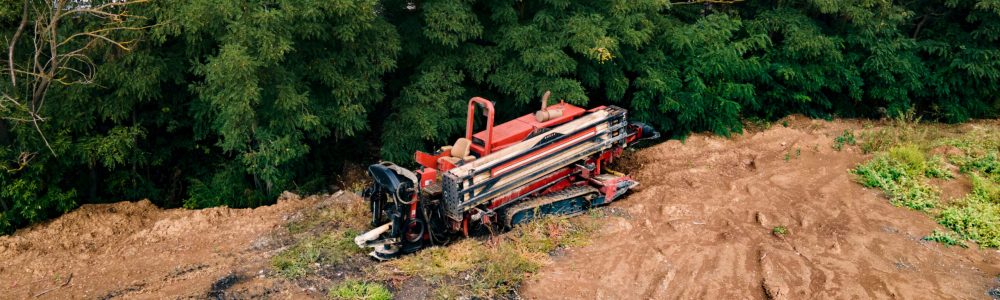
[1,0,998,233]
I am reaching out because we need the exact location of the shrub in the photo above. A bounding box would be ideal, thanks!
[772,226,788,236]
[833,130,856,151]
[922,230,967,248]
[852,151,939,211]
[936,173,1000,248]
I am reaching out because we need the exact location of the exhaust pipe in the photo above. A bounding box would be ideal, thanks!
[354,222,392,248]
[535,91,563,122]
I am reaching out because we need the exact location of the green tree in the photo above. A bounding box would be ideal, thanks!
[2,0,999,234]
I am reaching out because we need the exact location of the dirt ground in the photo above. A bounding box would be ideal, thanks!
[2,117,1000,299]
[0,192,352,299]
[522,116,1000,299]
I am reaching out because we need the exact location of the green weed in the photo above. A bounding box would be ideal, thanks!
[328,280,392,300]
[784,148,801,162]
[860,128,893,154]
[852,150,939,211]
[772,226,788,236]
[922,230,967,247]
[833,130,856,151]
[858,114,931,154]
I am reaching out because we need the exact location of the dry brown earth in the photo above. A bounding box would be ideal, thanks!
[0,192,348,299]
[522,117,1000,299]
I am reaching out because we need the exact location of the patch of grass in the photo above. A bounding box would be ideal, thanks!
[932,129,1000,247]
[852,148,940,211]
[937,174,1000,248]
[432,285,461,299]
[772,226,788,236]
[373,215,601,298]
[328,279,392,300]
[272,230,364,278]
[922,230,967,247]
[286,196,369,234]
[833,130,856,151]
[853,123,1000,248]
[857,113,933,154]
[860,128,893,154]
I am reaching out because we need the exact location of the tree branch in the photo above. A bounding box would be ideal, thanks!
[1,0,150,157]
[8,0,29,86]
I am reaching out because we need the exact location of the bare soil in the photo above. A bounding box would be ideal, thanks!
[522,116,1000,299]
[0,192,355,299]
[2,117,999,299]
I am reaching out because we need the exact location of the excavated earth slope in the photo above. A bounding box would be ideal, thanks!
[522,117,1000,299]
[0,192,345,299]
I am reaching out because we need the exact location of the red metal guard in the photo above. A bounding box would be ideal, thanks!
[466,97,495,156]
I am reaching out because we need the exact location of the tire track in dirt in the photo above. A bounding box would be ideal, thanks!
[522,117,1000,299]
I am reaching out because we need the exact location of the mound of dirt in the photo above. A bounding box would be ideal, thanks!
[0,191,358,299]
[522,117,1000,299]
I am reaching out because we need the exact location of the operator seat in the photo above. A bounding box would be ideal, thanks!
[438,138,476,166]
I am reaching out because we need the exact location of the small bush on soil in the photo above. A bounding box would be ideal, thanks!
[328,280,392,300]
[272,230,363,278]
[772,226,788,236]
[922,230,967,247]
[860,128,893,154]
[374,215,601,298]
[852,149,939,211]
[833,130,856,151]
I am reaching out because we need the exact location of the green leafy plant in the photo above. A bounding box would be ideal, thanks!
[852,150,939,211]
[833,130,856,151]
[772,226,788,236]
[936,173,1000,248]
[922,230,967,248]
